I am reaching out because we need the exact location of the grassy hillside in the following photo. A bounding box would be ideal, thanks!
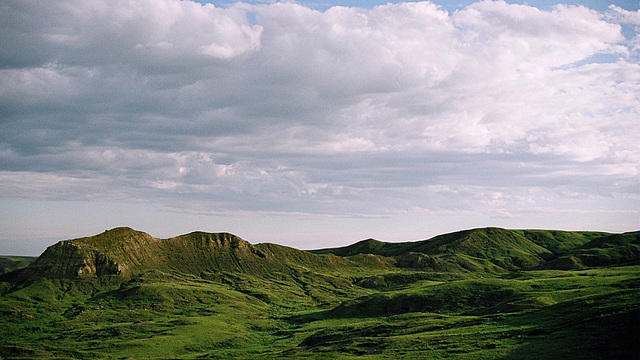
[0,227,637,359]
[0,256,36,275]
[313,227,639,273]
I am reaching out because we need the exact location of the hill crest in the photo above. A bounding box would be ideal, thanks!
[7,227,639,283]
[18,228,259,280]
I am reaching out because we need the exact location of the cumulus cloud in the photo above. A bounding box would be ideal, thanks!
[1,0,262,67]
[0,0,637,231]
[605,5,640,25]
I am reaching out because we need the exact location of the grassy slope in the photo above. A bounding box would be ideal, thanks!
[0,256,36,275]
[287,266,639,360]
[0,228,638,359]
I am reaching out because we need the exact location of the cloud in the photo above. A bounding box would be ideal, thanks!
[1,0,262,67]
[605,5,640,25]
[0,0,637,227]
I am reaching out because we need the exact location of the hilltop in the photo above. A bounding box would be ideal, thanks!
[7,227,354,286]
[6,227,638,283]
[312,227,638,272]
[1,227,638,359]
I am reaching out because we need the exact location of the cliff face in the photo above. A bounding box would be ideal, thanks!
[17,228,313,281]
[25,242,123,278]
[21,228,157,279]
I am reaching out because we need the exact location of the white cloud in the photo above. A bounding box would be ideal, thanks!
[453,2,624,67]
[1,0,263,76]
[605,5,640,25]
[0,0,637,239]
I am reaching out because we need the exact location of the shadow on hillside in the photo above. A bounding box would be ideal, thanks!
[499,308,639,360]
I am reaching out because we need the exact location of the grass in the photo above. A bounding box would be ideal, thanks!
[1,265,637,359]
[0,256,36,275]
[0,228,638,359]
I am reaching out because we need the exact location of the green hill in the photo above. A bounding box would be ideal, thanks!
[312,227,638,273]
[1,227,637,359]
[10,227,637,283]
[0,256,36,275]
[13,227,356,282]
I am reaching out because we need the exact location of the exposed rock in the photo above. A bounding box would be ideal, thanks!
[15,227,328,281]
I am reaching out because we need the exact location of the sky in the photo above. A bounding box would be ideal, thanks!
[1,0,638,256]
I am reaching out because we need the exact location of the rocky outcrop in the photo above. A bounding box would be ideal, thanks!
[22,241,98,278]
[15,227,327,281]
[19,228,150,279]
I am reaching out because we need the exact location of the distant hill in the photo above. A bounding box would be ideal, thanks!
[311,227,639,272]
[5,227,638,284]
[10,227,349,283]
[0,256,36,275]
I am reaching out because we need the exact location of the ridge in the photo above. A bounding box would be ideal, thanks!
[8,227,639,284]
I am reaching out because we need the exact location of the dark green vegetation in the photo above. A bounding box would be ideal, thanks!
[1,227,638,359]
[0,256,36,275]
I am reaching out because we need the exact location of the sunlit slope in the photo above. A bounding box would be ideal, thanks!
[537,231,640,269]
[312,227,639,271]
[6,227,637,286]
[14,227,360,282]
[8,227,638,285]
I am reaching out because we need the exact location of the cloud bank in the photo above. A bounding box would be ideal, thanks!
[1,0,638,238]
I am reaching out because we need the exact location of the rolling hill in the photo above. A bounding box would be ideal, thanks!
[16,227,332,280]
[312,227,638,272]
[0,227,638,359]
[0,256,36,276]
